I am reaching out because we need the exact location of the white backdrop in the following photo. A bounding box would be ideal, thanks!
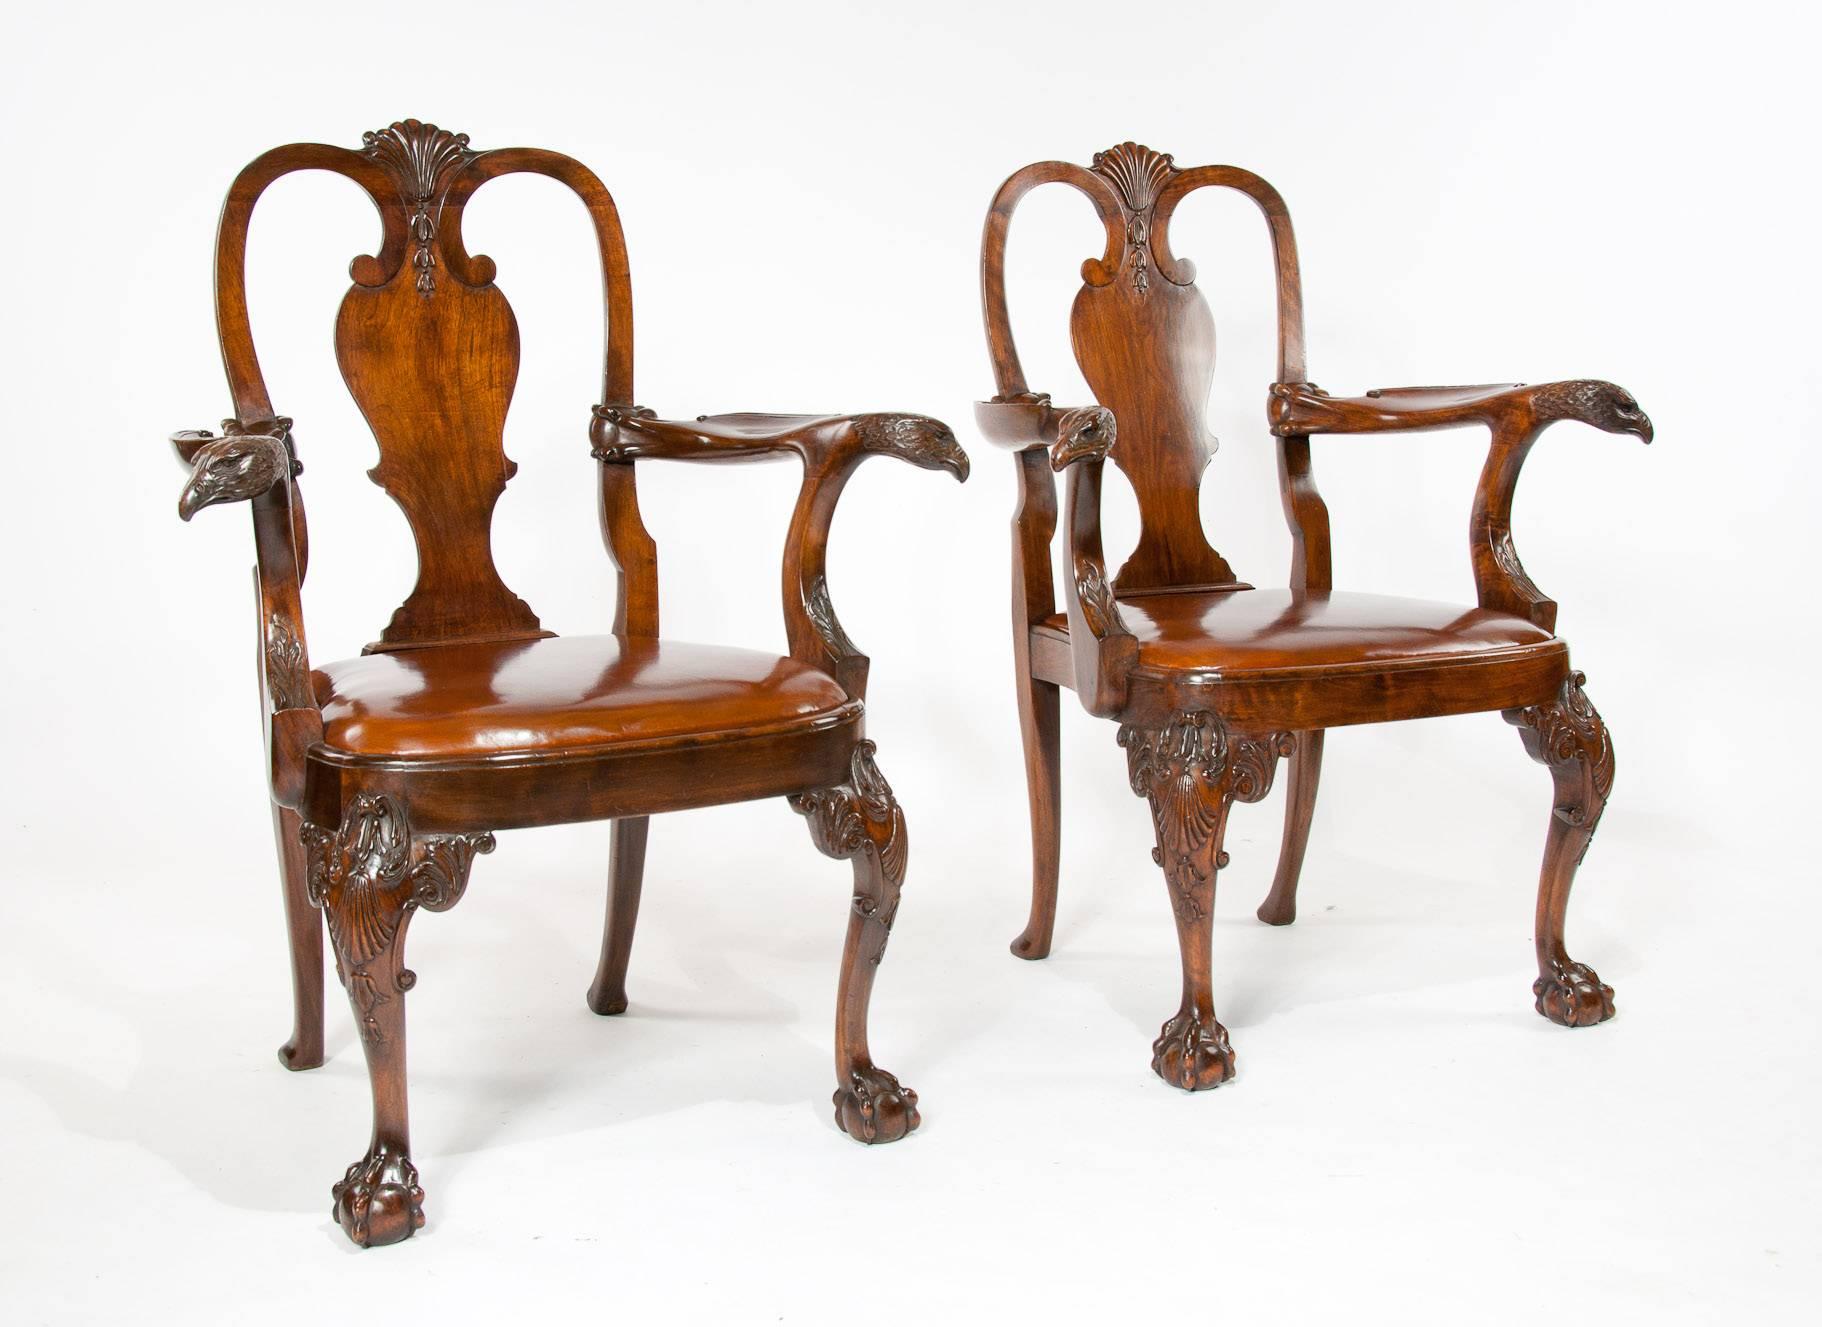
[3,1,1817,1321]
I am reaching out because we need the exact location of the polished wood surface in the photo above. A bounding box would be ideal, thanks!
[173,119,963,1247]
[980,141,1649,1089]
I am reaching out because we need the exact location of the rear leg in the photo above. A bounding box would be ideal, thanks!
[1010,667,1062,958]
[272,804,325,1070]
[1257,730,1324,926]
[587,817,650,1016]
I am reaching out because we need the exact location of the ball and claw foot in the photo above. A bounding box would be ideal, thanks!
[1534,959,1616,1027]
[1152,1009,1236,1091]
[332,1145,426,1247]
[834,1066,921,1144]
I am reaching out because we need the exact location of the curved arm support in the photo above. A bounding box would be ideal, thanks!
[589,408,968,700]
[980,396,1134,712]
[1271,379,1653,630]
[1050,427,1138,716]
[782,415,968,701]
[171,415,322,807]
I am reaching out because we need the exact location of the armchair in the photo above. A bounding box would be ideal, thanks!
[173,120,965,1247]
[979,143,1649,1091]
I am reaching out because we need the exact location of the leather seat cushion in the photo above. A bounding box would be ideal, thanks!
[316,634,852,759]
[1045,589,1556,674]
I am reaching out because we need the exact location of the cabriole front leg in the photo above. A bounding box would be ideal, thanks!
[1506,672,1616,1027]
[1120,714,1294,1090]
[790,741,920,1145]
[300,793,495,1247]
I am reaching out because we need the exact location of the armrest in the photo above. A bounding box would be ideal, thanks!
[973,393,1117,469]
[1268,379,1652,441]
[172,415,321,807]
[590,403,969,700]
[1038,401,1136,716]
[174,415,296,519]
[592,405,971,479]
[1269,378,1653,632]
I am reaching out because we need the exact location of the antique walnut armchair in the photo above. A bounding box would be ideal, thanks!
[977,144,1650,1091]
[172,120,966,1247]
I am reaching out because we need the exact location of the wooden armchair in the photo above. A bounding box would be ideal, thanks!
[978,143,1650,1091]
[172,120,966,1247]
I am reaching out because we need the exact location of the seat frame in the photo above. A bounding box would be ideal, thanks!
[976,142,1651,1089]
[173,119,966,1247]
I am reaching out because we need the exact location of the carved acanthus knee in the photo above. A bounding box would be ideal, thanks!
[1506,670,1614,846]
[789,740,907,949]
[1118,712,1295,922]
[300,793,495,1041]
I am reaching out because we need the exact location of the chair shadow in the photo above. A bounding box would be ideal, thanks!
[0,860,865,1233]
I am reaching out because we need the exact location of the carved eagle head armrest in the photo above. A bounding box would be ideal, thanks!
[1528,380,1653,444]
[1048,405,1118,471]
[1037,403,1134,716]
[845,413,971,483]
[174,416,298,521]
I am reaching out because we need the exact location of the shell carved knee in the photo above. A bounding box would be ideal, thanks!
[299,793,494,1043]
[1118,713,1295,920]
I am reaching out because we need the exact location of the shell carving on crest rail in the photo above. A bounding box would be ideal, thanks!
[1091,142,1177,294]
[361,119,477,296]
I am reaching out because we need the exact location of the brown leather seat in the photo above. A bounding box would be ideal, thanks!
[316,635,855,760]
[1041,588,1558,676]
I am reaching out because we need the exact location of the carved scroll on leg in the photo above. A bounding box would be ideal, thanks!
[1119,713,1294,1090]
[789,741,920,1144]
[1505,672,1616,1028]
[300,793,495,1246]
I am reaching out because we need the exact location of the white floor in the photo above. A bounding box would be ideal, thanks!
[3,711,1813,1323]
